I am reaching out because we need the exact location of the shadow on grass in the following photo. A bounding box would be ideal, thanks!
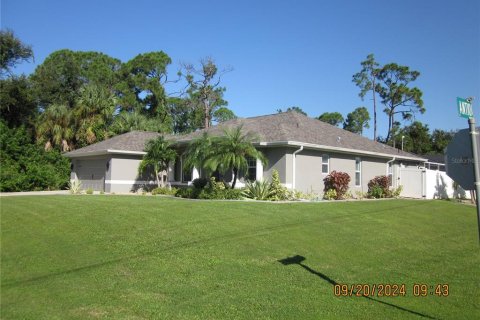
[2,201,430,289]
[278,255,438,320]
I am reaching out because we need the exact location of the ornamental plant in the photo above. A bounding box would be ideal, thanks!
[367,175,391,198]
[323,171,351,200]
[269,170,290,201]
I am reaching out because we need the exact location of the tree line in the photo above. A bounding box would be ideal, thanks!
[0,30,454,191]
[1,29,236,153]
[0,29,235,191]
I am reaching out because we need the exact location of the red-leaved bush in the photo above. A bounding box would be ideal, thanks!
[323,171,351,200]
[367,175,391,198]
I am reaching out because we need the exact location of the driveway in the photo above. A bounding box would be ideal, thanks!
[0,190,70,197]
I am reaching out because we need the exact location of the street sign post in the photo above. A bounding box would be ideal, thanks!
[448,97,480,244]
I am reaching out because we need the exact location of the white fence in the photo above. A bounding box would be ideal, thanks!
[424,169,471,200]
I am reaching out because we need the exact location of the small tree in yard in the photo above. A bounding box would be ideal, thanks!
[323,171,351,200]
[138,136,177,188]
[204,125,267,189]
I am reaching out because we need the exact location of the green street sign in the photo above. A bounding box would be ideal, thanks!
[457,97,474,119]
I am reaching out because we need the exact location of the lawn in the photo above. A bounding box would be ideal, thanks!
[1,196,479,319]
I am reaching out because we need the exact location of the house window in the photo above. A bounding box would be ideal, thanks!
[388,162,393,186]
[355,157,361,186]
[322,154,329,174]
[246,157,256,181]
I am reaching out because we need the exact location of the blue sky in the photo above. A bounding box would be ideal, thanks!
[2,0,479,139]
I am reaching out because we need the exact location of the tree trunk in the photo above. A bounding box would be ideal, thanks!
[231,167,238,189]
[155,169,161,188]
[386,109,393,143]
[204,97,210,129]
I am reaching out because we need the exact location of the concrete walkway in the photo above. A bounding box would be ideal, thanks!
[0,190,70,197]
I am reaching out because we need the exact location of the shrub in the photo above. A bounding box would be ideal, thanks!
[392,185,403,198]
[369,185,384,199]
[152,186,178,196]
[86,188,94,195]
[197,177,243,200]
[323,171,350,200]
[367,175,391,198]
[243,180,273,200]
[0,122,70,192]
[323,189,337,200]
[68,179,82,194]
[192,177,209,189]
[269,170,290,201]
[175,187,200,199]
[174,177,243,200]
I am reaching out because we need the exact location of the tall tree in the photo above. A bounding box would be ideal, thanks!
[0,29,33,77]
[31,49,121,108]
[0,75,37,128]
[109,110,168,135]
[352,54,380,140]
[138,136,177,188]
[167,97,199,134]
[399,121,431,154]
[430,129,455,154]
[116,52,171,119]
[182,57,231,129]
[376,63,424,142]
[0,30,36,129]
[213,107,237,123]
[204,126,266,189]
[343,107,370,135]
[277,106,307,115]
[317,112,344,127]
[35,104,74,151]
[74,84,117,147]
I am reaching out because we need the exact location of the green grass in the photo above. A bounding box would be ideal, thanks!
[1,196,479,319]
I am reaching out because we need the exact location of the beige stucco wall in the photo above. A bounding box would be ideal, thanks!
[262,147,288,184]
[294,149,399,194]
[109,155,155,192]
[69,147,418,194]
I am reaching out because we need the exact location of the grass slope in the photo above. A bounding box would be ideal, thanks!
[1,196,479,319]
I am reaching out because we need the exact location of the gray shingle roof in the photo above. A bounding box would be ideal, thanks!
[64,131,161,157]
[174,111,425,160]
[65,111,425,161]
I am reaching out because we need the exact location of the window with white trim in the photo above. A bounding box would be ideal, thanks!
[246,156,256,181]
[355,157,361,186]
[321,154,329,174]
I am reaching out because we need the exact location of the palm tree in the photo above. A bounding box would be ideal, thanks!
[75,84,117,146]
[36,104,74,151]
[183,132,215,176]
[204,125,267,189]
[110,110,166,135]
[138,136,177,188]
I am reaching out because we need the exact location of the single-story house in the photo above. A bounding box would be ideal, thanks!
[64,111,427,195]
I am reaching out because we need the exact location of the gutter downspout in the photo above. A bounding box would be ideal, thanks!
[387,157,396,188]
[292,145,304,190]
